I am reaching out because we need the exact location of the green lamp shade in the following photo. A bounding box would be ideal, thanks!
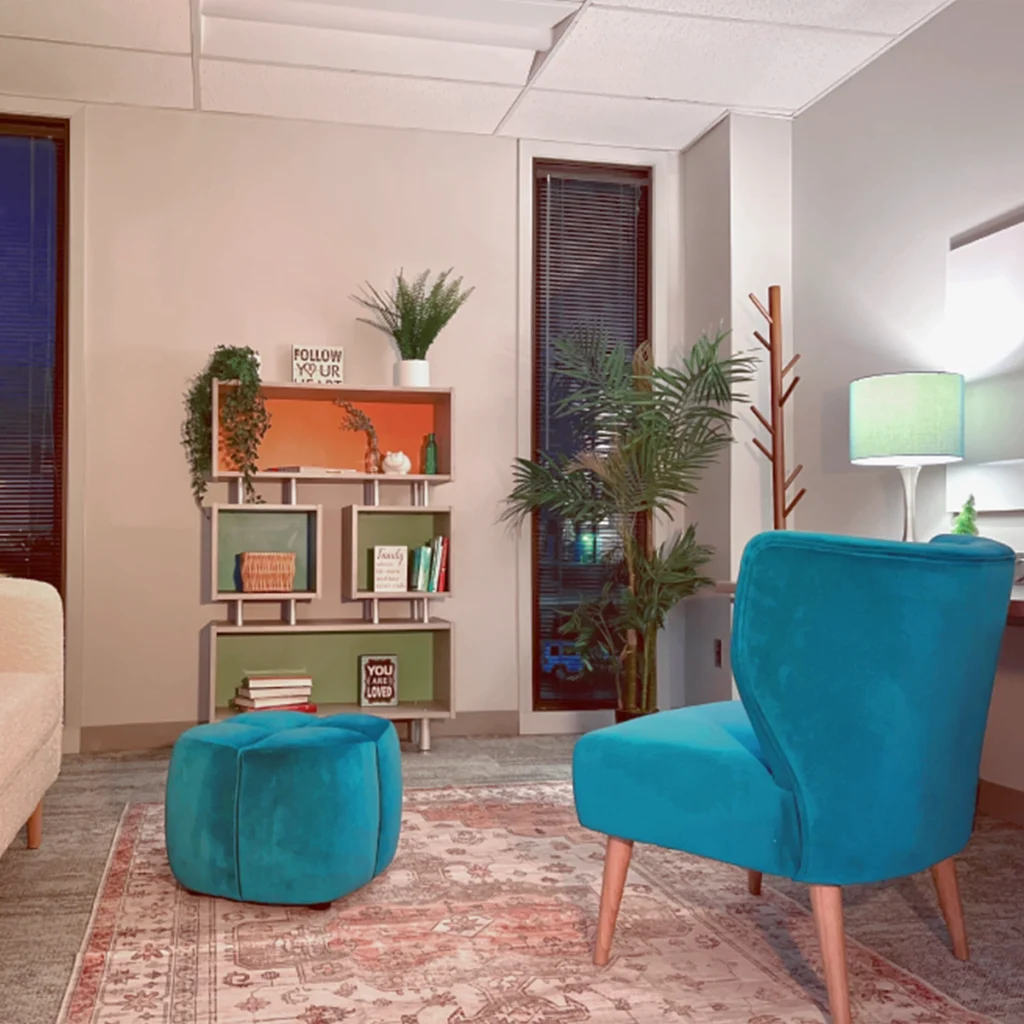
[849,372,965,466]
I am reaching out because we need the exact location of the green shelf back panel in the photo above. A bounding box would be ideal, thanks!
[357,512,449,591]
[215,631,436,707]
[217,510,316,593]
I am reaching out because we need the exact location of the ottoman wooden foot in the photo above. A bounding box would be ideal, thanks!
[309,902,333,911]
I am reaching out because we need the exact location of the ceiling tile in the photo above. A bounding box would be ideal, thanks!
[0,0,192,54]
[501,89,723,149]
[202,0,581,50]
[0,37,194,107]
[201,16,535,85]
[593,0,952,36]
[536,6,886,110]
[201,61,520,134]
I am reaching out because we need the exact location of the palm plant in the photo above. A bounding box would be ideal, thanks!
[352,268,474,360]
[502,327,757,715]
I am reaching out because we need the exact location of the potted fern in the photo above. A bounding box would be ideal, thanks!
[352,268,474,387]
[502,328,756,718]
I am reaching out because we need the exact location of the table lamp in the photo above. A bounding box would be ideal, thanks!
[849,372,965,541]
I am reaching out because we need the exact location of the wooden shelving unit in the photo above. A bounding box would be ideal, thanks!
[204,381,455,751]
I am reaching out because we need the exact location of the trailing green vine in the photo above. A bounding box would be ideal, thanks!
[182,346,269,504]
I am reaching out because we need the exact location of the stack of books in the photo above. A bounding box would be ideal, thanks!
[409,535,449,593]
[233,674,317,713]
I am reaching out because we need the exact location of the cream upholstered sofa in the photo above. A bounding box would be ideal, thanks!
[0,577,63,855]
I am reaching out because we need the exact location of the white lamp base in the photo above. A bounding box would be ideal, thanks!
[898,464,922,542]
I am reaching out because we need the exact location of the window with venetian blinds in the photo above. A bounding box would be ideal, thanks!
[532,160,651,710]
[0,117,68,590]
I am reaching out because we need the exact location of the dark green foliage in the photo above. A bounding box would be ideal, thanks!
[952,493,979,536]
[182,346,269,505]
[502,327,757,712]
[352,269,474,360]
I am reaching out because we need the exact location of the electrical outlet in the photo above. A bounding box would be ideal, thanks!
[714,639,723,668]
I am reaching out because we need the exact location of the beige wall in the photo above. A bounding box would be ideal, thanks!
[72,105,519,734]
[674,114,792,707]
[792,0,1024,790]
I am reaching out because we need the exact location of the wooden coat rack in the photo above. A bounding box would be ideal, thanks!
[749,285,806,529]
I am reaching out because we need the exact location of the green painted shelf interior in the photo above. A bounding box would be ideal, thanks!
[215,631,437,707]
[357,511,450,591]
[217,509,316,593]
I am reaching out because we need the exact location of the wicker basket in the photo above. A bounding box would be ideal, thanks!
[240,551,296,593]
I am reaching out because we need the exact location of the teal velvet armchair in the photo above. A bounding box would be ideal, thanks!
[574,532,1015,1024]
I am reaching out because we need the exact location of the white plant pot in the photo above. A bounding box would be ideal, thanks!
[396,359,430,388]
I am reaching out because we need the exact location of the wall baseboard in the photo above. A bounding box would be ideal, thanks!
[432,711,519,737]
[79,711,521,753]
[80,721,193,753]
[978,778,1024,827]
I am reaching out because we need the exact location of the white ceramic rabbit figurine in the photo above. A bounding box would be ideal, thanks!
[381,451,412,475]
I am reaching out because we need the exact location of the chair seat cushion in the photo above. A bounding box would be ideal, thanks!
[573,701,800,877]
[165,712,402,905]
[0,671,62,784]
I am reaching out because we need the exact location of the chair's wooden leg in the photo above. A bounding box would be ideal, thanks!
[26,801,42,850]
[594,836,633,967]
[810,885,852,1024]
[748,870,763,895]
[931,857,970,961]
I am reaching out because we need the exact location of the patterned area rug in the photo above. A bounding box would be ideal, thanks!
[58,783,993,1024]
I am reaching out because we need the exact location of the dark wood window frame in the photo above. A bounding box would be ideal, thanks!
[0,113,69,594]
[531,159,652,712]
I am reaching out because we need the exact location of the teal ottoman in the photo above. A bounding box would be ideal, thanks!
[165,712,401,906]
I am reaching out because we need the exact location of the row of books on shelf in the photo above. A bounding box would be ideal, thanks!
[373,536,449,594]
[233,674,317,712]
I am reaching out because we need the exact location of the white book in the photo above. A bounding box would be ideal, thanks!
[373,545,408,593]
[234,695,311,709]
[237,685,312,700]
[244,675,313,689]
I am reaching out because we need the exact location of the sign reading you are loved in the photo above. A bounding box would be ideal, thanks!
[292,345,344,384]
[360,654,398,707]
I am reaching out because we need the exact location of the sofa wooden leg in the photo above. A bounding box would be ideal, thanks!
[810,884,852,1024]
[748,870,763,895]
[931,857,969,961]
[594,836,633,967]
[26,801,43,850]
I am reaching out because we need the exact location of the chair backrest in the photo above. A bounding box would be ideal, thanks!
[732,531,1014,885]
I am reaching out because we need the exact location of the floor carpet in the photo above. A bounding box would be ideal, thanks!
[0,738,1022,1023]
[57,783,995,1024]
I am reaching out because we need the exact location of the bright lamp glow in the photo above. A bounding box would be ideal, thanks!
[849,372,965,466]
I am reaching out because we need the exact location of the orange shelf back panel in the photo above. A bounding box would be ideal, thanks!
[216,388,448,475]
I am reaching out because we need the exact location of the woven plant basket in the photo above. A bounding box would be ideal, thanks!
[240,551,296,593]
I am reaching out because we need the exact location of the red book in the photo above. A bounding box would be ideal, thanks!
[241,702,318,714]
[437,536,449,592]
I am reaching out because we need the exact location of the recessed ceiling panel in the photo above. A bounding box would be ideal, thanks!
[535,6,886,110]
[202,16,535,85]
[595,0,952,37]
[0,37,194,107]
[201,60,521,134]
[0,0,192,53]
[501,89,723,149]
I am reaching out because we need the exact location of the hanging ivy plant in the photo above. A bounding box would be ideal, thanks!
[182,345,270,504]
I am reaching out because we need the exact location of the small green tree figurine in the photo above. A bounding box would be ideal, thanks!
[952,494,979,536]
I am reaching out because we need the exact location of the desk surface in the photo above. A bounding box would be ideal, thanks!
[716,582,1024,627]
[1010,586,1024,626]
